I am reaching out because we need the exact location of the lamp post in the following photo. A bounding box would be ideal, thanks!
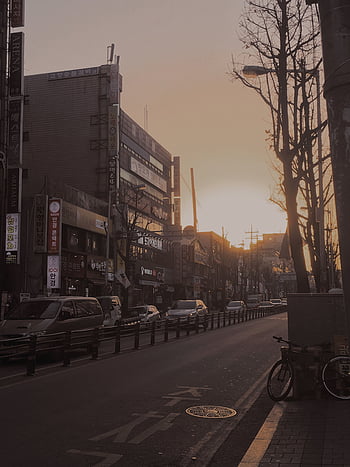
[243,64,326,291]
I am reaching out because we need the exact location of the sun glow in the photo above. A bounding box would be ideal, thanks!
[181,184,287,247]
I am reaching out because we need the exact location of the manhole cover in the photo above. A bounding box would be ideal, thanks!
[185,405,237,419]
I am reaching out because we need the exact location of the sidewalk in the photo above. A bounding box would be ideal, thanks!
[239,396,350,466]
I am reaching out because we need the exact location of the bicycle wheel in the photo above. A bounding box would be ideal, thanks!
[267,359,293,401]
[322,355,350,400]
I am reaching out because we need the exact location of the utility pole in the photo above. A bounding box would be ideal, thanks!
[190,168,198,233]
[0,0,9,308]
[307,0,350,342]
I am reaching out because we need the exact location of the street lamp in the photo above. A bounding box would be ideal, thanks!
[243,64,326,290]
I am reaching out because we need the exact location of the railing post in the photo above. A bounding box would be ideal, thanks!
[211,312,214,330]
[63,330,71,367]
[134,323,140,349]
[195,315,199,333]
[186,316,190,336]
[176,318,180,339]
[91,327,99,360]
[150,320,156,345]
[217,311,221,328]
[203,314,208,331]
[164,319,169,342]
[114,322,121,354]
[228,310,232,325]
[26,335,37,376]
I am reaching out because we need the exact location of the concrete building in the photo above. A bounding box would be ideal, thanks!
[6,63,179,303]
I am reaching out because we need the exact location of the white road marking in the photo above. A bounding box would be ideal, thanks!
[90,411,180,445]
[162,385,212,406]
[67,449,122,466]
[180,367,271,467]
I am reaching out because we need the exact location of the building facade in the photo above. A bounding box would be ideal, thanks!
[5,63,179,303]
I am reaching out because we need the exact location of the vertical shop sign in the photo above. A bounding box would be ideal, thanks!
[11,0,25,28]
[109,62,121,104]
[47,198,62,254]
[5,213,20,264]
[33,194,48,253]
[47,255,60,289]
[8,98,23,165]
[9,32,24,97]
[7,168,22,212]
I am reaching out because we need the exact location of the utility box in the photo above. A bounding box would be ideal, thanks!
[288,293,346,346]
[287,293,348,399]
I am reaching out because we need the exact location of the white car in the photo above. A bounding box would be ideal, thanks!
[128,305,161,326]
[258,300,274,310]
[225,300,246,314]
[270,298,282,306]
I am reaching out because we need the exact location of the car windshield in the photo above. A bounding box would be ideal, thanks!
[129,306,147,315]
[173,300,196,309]
[228,301,241,307]
[7,301,61,320]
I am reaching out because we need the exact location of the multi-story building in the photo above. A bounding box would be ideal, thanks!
[6,63,179,304]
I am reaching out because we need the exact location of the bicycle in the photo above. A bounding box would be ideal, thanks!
[267,336,350,401]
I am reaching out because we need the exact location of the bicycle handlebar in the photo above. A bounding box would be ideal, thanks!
[272,335,331,350]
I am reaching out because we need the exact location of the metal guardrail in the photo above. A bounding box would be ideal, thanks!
[0,305,286,376]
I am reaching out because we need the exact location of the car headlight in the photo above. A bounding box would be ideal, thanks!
[32,331,47,337]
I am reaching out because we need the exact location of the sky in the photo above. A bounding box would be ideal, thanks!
[22,0,287,247]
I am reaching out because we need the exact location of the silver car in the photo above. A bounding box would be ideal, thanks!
[225,300,246,315]
[167,299,209,324]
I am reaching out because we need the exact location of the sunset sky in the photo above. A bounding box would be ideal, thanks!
[23,0,287,246]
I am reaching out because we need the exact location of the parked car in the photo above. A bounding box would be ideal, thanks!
[120,309,141,329]
[246,297,261,309]
[225,300,246,314]
[270,298,282,306]
[0,296,104,340]
[258,300,274,310]
[96,296,122,326]
[167,299,209,325]
[128,305,161,326]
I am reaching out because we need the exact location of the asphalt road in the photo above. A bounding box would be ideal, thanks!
[0,312,288,466]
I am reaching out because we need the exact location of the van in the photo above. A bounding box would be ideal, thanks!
[0,296,103,339]
[96,296,122,326]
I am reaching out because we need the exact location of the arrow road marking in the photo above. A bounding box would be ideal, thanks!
[67,449,122,466]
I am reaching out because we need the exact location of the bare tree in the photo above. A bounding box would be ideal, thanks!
[113,183,149,316]
[230,0,326,292]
